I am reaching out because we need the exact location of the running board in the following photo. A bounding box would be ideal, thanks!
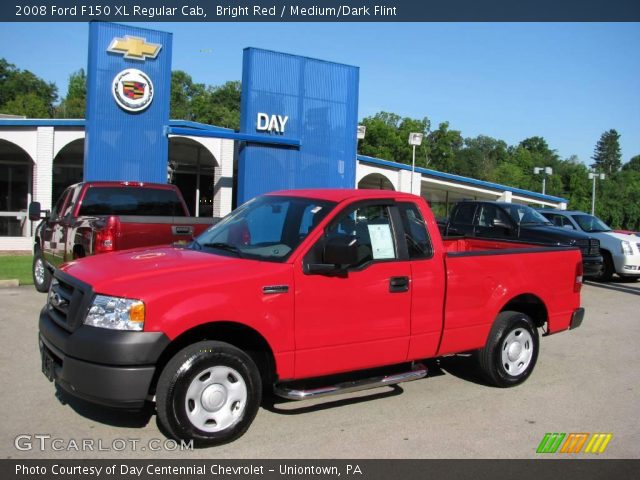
[274,363,428,401]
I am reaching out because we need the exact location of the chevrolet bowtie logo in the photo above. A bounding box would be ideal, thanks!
[107,36,162,61]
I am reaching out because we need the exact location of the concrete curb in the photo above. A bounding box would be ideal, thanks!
[0,279,20,288]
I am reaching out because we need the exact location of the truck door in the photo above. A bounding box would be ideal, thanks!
[294,202,411,378]
[396,202,446,360]
[42,187,72,268]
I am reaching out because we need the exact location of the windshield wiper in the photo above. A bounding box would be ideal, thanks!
[202,242,243,257]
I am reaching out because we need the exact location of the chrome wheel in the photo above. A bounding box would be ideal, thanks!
[184,366,248,433]
[501,328,534,376]
[34,257,45,286]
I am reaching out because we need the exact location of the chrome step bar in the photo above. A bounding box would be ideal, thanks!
[274,362,428,400]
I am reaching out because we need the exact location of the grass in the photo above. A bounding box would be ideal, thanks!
[0,255,33,285]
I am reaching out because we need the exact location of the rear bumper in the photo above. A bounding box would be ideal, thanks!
[569,308,585,330]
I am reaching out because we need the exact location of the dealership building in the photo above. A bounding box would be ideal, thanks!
[0,23,568,252]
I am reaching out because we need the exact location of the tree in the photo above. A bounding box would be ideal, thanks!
[622,155,640,173]
[359,112,430,166]
[56,69,86,118]
[455,135,508,180]
[426,121,463,173]
[170,70,205,121]
[591,129,622,175]
[0,58,57,117]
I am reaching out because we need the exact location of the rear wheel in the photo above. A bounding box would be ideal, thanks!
[155,341,262,447]
[32,250,52,293]
[477,311,539,387]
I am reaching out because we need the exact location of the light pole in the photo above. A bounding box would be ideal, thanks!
[408,132,424,194]
[533,166,553,195]
[588,172,605,215]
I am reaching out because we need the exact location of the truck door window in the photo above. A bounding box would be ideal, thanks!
[398,203,433,259]
[320,204,397,268]
[61,186,82,218]
[478,205,511,228]
[452,203,476,224]
[51,188,72,220]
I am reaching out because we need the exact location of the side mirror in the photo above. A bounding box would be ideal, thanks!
[28,202,43,221]
[493,218,512,229]
[306,236,359,274]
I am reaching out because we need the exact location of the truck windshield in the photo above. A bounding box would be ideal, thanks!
[571,214,612,233]
[192,195,336,262]
[501,204,553,226]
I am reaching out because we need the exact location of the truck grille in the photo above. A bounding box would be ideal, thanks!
[47,273,92,332]
[575,238,600,256]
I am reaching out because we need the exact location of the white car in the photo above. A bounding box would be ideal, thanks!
[538,209,640,282]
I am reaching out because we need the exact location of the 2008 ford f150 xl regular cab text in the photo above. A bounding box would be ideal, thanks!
[38,189,585,447]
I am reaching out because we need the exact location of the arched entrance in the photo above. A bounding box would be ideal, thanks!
[357,173,396,191]
[53,138,84,202]
[168,137,219,217]
[0,139,33,237]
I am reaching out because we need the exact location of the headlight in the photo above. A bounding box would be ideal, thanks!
[621,241,634,256]
[84,295,145,331]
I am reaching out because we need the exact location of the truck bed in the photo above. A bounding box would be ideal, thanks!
[443,237,548,253]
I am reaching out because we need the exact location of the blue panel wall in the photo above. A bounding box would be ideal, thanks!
[238,48,359,204]
[84,22,172,183]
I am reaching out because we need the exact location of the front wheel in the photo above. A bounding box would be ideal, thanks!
[594,251,614,282]
[155,341,262,447]
[32,250,52,293]
[477,311,539,387]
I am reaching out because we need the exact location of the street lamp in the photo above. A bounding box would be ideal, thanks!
[588,172,605,215]
[357,125,366,141]
[408,132,424,194]
[533,166,553,195]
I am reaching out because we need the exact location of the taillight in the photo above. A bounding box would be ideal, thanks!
[94,216,118,254]
[574,261,583,293]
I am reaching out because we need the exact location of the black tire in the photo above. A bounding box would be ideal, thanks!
[155,341,262,447]
[32,250,52,293]
[477,311,539,388]
[595,251,614,282]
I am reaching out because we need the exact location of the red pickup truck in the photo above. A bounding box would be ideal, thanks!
[38,189,584,447]
[29,181,217,292]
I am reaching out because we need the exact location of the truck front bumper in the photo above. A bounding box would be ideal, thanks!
[39,307,170,409]
[582,255,604,277]
[613,253,640,277]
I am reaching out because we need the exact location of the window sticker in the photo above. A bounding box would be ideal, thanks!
[310,206,323,214]
[368,224,395,259]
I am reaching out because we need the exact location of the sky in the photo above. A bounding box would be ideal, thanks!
[1,22,639,167]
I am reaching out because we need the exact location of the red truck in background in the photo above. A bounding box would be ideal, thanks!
[29,181,217,292]
[37,189,585,447]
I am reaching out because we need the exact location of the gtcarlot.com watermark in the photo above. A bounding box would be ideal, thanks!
[14,434,193,452]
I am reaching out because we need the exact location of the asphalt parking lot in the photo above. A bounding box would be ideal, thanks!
[1,279,639,459]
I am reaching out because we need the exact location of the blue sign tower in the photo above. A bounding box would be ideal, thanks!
[238,48,359,204]
[84,22,172,183]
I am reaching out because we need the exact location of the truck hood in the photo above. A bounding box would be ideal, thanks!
[520,224,591,244]
[60,245,269,298]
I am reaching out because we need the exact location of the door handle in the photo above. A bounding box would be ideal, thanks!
[389,276,409,293]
